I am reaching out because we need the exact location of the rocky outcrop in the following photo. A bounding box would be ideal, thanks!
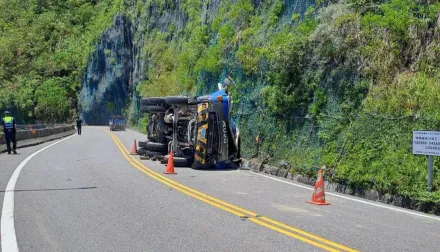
[79,15,133,125]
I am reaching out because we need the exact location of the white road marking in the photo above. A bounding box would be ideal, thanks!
[248,171,440,222]
[1,135,75,252]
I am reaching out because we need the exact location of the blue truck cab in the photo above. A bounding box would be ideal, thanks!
[109,115,127,131]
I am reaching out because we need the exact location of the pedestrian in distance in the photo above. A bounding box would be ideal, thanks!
[76,117,83,135]
[1,111,17,154]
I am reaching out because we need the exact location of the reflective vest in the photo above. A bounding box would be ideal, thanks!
[2,116,14,129]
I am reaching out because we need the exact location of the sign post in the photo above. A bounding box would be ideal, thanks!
[428,155,433,192]
[412,131,440,192]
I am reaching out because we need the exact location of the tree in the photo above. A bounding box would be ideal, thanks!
[34,78,70,123]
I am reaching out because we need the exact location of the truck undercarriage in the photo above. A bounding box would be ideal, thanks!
[137,82,240,169]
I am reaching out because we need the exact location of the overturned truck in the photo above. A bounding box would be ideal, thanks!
[138,79,240,169]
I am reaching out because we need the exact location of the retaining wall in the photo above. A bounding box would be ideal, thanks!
[0,125,75,152]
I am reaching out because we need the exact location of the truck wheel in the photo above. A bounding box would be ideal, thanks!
[165,96,192,105]
[145,150,166,157]
[148,105,168,113]
[164,155,190,167]
[138,141,148,148]
[174,157,190,167]
[137,147,147,155]
[146,142,168,152]
[141,97,167,105]
[140,105,167,113]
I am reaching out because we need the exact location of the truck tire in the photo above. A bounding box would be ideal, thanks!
[138,141,148,148]
[165,96,191,105]
[164,155,190,167]
[141,97,167,105]
[145,150,166,157]
[146,142,168,152]
[140,105,167,113]
[137,147,147,155]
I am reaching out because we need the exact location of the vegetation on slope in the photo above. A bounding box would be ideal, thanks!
[0,0,124,122]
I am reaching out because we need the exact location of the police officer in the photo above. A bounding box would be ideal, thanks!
[2,111,17,154]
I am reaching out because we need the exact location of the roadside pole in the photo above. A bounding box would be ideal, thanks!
[428,155,433,192]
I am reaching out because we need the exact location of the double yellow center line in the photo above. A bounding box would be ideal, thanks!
[107,131,358,252]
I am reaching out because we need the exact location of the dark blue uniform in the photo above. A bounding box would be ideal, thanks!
[2,115,17,154]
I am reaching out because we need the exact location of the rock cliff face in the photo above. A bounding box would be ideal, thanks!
[78,1,190,124]
[79,15,133,125]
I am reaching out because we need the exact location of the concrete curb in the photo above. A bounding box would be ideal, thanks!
[241,158,440,216]
[0,126,75,153]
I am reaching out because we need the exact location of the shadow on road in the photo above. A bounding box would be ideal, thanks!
[0,186,97,193]
[199,168,238,172]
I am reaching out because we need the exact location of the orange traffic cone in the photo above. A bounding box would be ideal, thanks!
[130,140,137,155]
[164,152,176,174]
[307,167,330,205]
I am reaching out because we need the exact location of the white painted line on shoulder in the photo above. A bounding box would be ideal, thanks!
[1,135,76,252]
[248,171,440,222]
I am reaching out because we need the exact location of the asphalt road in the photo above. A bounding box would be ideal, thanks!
[1,126,439,252]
